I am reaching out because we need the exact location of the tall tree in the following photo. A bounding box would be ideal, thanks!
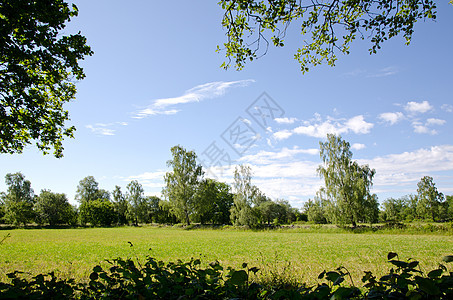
[218,0,437,72]
[1,172,35,225]
[416,176,444,221]
[34,190,76,226]
[112,185,128,225]
[193,179,234,225]
[317,134,376,226]
[126,180,145,226]
[75,176,109,204]
[230,165,260,227]
[0,0,92,157]
[162,145,203,225]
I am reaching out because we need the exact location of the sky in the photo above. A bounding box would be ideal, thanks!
[1,1,453,208]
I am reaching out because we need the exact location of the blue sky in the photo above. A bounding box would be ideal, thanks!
[1,1,453,208]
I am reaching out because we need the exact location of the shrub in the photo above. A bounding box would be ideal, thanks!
[0,252,452,299]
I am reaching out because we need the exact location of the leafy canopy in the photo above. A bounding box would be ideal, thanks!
[317,134,377,226]
[163,145,203,225]
[218,0,437,72]
[0,0,92,157]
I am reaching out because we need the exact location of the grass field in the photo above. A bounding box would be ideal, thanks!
[1,226,452,285]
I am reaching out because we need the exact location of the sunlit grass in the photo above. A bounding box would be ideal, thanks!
[1,226,452,284]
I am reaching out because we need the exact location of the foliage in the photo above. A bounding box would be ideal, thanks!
[126,180,145,225]
[153,200,178,224]
[79,199,115,226]
[0,0,93,157]
[75,176,110,204]
[34,189,76,226]
[193,179,234,225]
[230,165,261,227]
[218,0,437,72]
[318,134,377,227]
[417,176,445,221]
[163,145,203,225]
[1,172,35,225]
[112,185,128,225]
[304,197,327,224]
[0,252,452,299]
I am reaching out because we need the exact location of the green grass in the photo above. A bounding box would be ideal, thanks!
[1,226,452,285]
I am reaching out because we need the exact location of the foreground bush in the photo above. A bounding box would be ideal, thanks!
[0,252,452,299]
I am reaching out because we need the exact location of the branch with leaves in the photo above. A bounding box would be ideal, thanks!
[218,0,437,72]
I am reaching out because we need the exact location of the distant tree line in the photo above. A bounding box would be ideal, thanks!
[303,135,453,225]
[1,136,451,227]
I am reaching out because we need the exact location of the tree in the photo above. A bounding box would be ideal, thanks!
[230,165,261,227]
[304,198,327,224]
[192,179,234,225]
[416,176,444,221]
[210,181,234,225]
[317,134,377,226]
[445,195,453,221]
[126,180,145,225]
[154,199,178,224]
[79,199,115,226]
[380,197,407,222]
[0,0,92,157]
[75,176,109,204]
[1,172,35,225]
[34,189,76,226]
[162,145,203,225]
[112,185,128,225]
[218,0,437,72]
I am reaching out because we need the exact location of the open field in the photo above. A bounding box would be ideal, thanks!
[1,226,452,285]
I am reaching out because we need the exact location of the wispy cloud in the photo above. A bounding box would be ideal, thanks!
[86,122,128,136]
[273,114,373,140]
[441,104,453,113]
[133,80,255,119]
[367,66,399,78]
[275,117,298,124]
[342,66,398,78]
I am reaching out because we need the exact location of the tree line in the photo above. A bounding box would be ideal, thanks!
[1,135,451,227]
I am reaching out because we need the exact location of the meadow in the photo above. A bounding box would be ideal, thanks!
[1,226,452,285]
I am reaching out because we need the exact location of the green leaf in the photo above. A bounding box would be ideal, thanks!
[229,270,248,286]
[93,265,102,273]
[427,269,443,278]
[389,260,408,268]
[89,272,98,281]
[325,271,341,283]
[442,255,453,263]
[415,276,440,295]
[387,252,398,260]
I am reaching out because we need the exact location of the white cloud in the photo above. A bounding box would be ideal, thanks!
[426,118,446,126]
[275,117,298,124]
[351,143,366,150]
[86,124,116,136]
[273,129,293,141]
[133,80,255,118]
[378,112,404,125]
[405,100,433,114]
[290,115,373,139]
[85,122,129,136]
[240,146,318,164]
[412,122,437,135]
[359,145,453,188]
[441,104,453,113]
